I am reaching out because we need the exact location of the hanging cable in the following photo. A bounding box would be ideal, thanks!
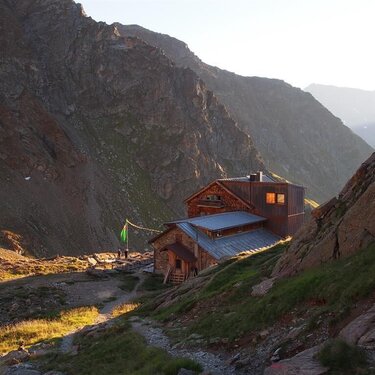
[125,219,162,233]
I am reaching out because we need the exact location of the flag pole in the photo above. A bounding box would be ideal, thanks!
[126,219,129,252]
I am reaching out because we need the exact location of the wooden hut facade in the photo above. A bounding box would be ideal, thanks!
[150,172,305,283]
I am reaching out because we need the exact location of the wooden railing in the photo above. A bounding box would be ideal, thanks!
[164,265,198,284]
[163,265,173,284]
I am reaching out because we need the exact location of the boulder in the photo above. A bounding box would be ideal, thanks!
[264,345,328,375]
[251,278,275,296]
[0,350,30,366]
[3,367,41,375]
[87,257,97,266]
[177,369,196,375]
[339,304,375,346]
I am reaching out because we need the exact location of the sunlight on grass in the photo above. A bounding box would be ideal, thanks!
[42,321,202,375]
[112,302,140,318]
[0,306,99,354]
[305,198,320,208]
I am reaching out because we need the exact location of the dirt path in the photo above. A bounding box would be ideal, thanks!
[131,317,237,375]
[60,273,145,354]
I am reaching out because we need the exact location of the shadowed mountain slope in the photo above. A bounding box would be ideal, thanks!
[0,0,263,256]
[118,25,373,203]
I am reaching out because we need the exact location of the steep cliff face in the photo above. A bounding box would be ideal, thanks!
[118,25,373,203]
[273,152,375,277]
[0,0,263,256]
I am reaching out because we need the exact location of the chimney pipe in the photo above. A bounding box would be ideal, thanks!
[256,171,263,182]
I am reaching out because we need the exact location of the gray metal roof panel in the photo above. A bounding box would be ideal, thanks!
[177,223,280,260]
[168,211,266,231]
[219,174,276,183]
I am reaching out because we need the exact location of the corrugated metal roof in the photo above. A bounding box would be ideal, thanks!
[219,174,276,183]
[176,223,280,260]
[168,211,266,231]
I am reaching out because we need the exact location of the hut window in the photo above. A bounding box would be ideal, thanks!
[277,193,285,204]
[175,259,182,269]
[206,194,221,201]
[266,192,276,204]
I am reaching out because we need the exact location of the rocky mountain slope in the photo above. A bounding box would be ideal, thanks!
[0,0,263,256]
[306,83,375,147]
[117,25,373,202]
[0,0,372,257]
[273,152,375,276]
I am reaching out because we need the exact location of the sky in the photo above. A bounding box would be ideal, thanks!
[79,0,375,91]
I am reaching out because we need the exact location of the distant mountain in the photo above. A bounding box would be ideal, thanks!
[305,84,375,147]
[116,25,373,203]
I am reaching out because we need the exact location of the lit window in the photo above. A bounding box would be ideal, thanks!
[266,193,276,204]
[277,194,285,204]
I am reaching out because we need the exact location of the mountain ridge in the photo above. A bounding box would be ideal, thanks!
[0,0,263,256]
[117,24,373,203]
[305,83,375,147]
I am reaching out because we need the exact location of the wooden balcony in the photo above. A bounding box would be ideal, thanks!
[197,199,225,208]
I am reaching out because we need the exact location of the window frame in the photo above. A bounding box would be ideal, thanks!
[266,192,276,204]
[276,193,285,205]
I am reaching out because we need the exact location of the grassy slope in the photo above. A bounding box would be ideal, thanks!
[145,242,375,341]
[0,307,98,354]
[79,115,174,228]
[0,250,88,281]
[40,321,201,375]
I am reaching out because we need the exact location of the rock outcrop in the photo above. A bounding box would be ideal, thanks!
[273,152,375,276]
[117,25,373,203]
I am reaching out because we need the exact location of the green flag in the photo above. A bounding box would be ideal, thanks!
[120,222,128,243]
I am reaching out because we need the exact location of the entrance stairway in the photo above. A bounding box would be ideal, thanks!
[169,272,185,284]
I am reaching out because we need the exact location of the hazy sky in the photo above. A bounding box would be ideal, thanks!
[79,0,375,91]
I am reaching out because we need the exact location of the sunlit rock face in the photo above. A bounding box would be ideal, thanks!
[273,152,375,277]
[0,0,263,256]
[118,24,373,203]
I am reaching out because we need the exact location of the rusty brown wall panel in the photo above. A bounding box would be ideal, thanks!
[288,185,305,215]
[264,216,288,237]
[186,180,305,237]
[287,214,305,236]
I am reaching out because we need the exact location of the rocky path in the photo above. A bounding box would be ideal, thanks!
[131,317,237,375]
[60,273,145,354]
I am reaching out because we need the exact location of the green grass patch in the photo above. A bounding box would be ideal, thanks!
[116,273,140,292]
[151,242,375,341]
[41,322,202,375]
[140,274,172,292]
[151,245,285,324]
[317,339,369,374]
[0,306,99,354]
